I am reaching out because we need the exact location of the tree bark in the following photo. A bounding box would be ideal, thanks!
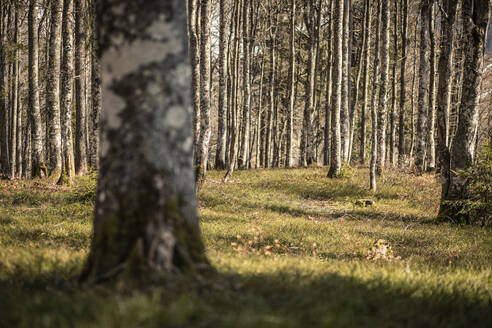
[286,0,296,168]
[376,0,389,176]
[81,0,209,284]
[359,0,371,165]
[370,0,382,191]
[328,0,343,178]
[426,3,437,171]
[415,1,431,173]
[340,0,351,163]
[29,0,44,178]
[389,0,398,167]
[215,0,228,170]
[196,0,212,189]
[239,0,251,169]
[439,0,490,223]
[397,0,408,166]
[90,0,101,171]
[436,0,458,204]
[47,0,63,177]
[74,0,88,175]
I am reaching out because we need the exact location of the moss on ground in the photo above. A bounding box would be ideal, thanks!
[0,167,490,327]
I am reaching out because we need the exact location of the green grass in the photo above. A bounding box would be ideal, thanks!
[0,167,490,327]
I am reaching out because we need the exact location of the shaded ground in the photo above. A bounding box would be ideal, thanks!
[0,168,490,327]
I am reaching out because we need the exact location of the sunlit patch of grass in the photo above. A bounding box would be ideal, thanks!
[0,167,490,327]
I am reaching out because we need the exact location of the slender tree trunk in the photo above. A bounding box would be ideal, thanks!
[216,0,228,170]
[188,0,201,164]
[426,3,437,171]
[389,0,398,166]
[409,20,418,159]
[286,0,296,168]
[59,0,75,184]
[324,0,334,167]
[74,0,88,175]
[436,0,458,203]
[376,0,389,176]
[9,6,19,179]
[328,0,344,178]
[239,0,251,169]
[196,0,212,189]
[29,0,44,178]
[340,0,351,162]
[415,1,430,173]
[360,0,371,165]
[439,0,490,223]
[0,4,9,176]
[398,0,408,166]
[90,0,101,171]
[47,0,63,177]
[370,0,382,191]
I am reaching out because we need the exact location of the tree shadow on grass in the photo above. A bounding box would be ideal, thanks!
[0,263,490,328]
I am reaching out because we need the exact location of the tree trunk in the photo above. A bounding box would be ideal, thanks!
[59,0,76,184]
[389,0,398,167]
[360,0,371,165]
[370,0,382,191]
[439,0,490,223]
[340,0,351,163]
[239,0,251,169]
[10,6,19,178]
[80,0,209,284]
[196,0,212,189]
[397,0,408,167]
[436,0,458,204]
[324,0,334,167]
[286,0,296,168]
[47,0,63,177]
[376,0,389,176]
[29,0,44,178]
[415,1,430,173]
[74,0,88,175]
[327,0,343,178]
[90,0,101,171]
[426,3,437,171]
[215,0,228,170]
[188,0,201,164]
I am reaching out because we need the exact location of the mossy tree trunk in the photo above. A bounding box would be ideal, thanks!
[80,0,209,284]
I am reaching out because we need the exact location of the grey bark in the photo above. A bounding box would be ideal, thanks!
[75,0,88,175]
[81,0,209,284]
[359,0,371,165]
[328,0,343,178]
[29,0,44,178]
[47,0,63,176]
[0,4,9,176]
[398,0,408,166]
[376,0,389,176]
[439,0,490,223]
[286,0,296,168]
[370,0,382,191]
[215,0,227,170]
[340,0,351,162]
[239,0,251,169]
[187,0,201,163]
[436,0,458,203]
[415,1,431,172]
[426,3,437,171]
[90,0,101,171]
[196,0,212,188]
[389,0,398,166]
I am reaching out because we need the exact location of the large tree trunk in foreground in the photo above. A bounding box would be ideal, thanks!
[328,0,343,178]
[439,0,490,223]
[47,0,63,177]
[81,0,209,284]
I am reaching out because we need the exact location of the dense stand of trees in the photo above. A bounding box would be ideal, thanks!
[0,0,490,282]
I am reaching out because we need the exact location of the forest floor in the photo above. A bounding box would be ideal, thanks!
[0,167,491,327]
